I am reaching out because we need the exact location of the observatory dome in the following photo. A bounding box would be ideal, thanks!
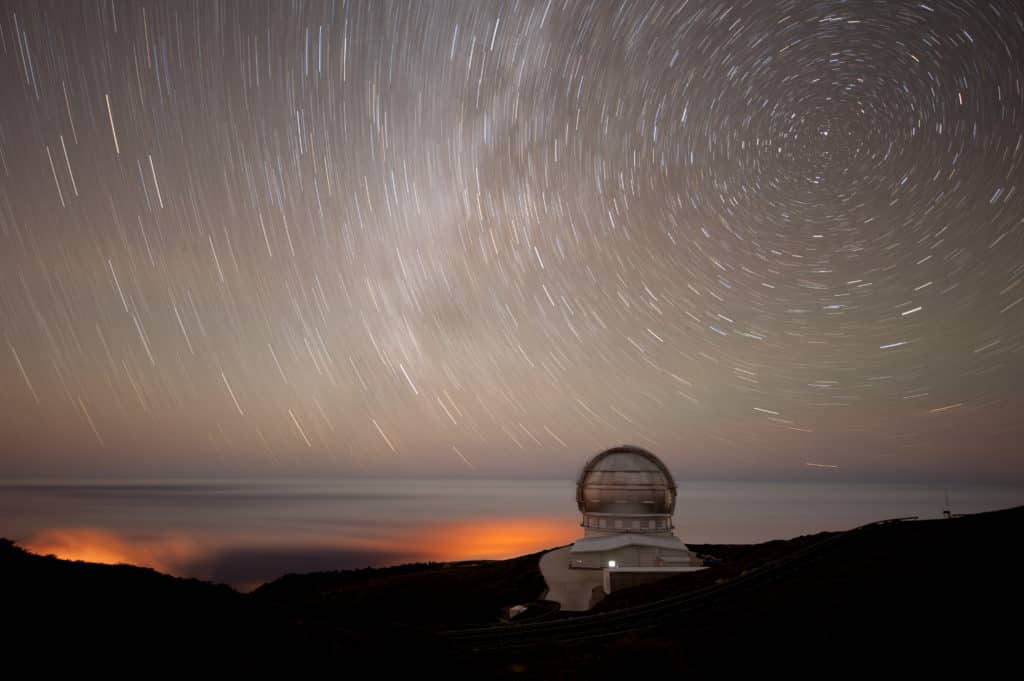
[565,445,699,575]
[576,446,676,533]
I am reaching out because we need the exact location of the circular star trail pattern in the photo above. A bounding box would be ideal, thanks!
[1,1,1022,479]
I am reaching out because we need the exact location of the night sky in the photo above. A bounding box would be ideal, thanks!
[1,0,1022,481]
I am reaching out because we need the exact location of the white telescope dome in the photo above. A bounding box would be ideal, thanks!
[576,445,676,531]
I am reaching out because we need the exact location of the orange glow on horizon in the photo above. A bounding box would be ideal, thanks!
[23,528,202,575]
[20,516,582,585]
[412,517,579,562]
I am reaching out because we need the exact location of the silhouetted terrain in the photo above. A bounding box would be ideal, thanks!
[4,506,1021,676]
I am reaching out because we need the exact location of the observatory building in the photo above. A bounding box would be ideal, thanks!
[569,445,698,569]
[538,445,705,610]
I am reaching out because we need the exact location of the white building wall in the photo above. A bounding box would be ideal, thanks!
[572,544,696,570]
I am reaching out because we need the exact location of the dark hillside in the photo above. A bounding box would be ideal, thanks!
[4,506,1021,676]
[0,539,266,670]
[464,507,1024,678]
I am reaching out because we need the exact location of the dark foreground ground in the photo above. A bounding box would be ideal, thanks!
[3,506,1021,677]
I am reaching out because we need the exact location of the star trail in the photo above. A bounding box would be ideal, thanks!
[1,0,1022,480]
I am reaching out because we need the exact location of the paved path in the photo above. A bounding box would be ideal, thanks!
[539,546,604,612]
